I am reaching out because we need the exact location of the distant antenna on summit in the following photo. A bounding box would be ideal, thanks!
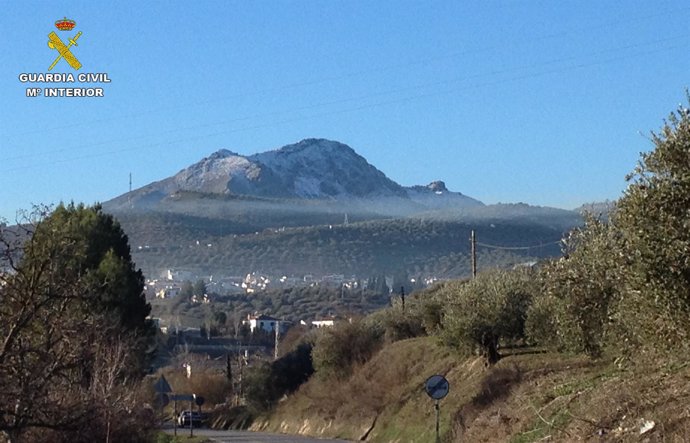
[344,213,349,225]
[128,172,133,208]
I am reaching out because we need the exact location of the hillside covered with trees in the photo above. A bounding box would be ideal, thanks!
[216,101,690,441]
[120,214,567,279]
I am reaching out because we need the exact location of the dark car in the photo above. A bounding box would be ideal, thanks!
[177,410,204,427]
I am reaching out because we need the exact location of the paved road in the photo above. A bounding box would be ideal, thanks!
[165,427,353,443]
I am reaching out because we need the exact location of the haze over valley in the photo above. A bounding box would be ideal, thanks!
[102,138,586,284]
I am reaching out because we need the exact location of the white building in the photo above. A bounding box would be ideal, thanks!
[243,314,291,334]
[165,269,194,281]
[311,319,336,328]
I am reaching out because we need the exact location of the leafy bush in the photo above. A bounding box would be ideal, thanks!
[311,320,383,379]
[524,293,562,350]
[244,342,314,413]
[536,216,623,357]
[614,100,690,352]
[416,295,445,334]
[439,270,535,365]
[366,306,426,343]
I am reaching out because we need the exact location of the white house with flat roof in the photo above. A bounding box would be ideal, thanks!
[243,314,290,334]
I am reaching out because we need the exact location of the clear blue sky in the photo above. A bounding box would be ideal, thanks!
[2,1,689,221]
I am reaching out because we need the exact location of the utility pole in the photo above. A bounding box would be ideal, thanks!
[400,286,405,313]
[471,230,477,279]
[226,353,232,383]
[128,172,133,209]
[237,347,244,406]
[274,321,280,360]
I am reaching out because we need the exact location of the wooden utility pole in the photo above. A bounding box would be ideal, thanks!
[471,230,477,279]
[237,348,244,406]
[400,286,405,313]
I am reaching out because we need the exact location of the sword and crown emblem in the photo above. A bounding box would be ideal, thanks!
[48,17,82,71]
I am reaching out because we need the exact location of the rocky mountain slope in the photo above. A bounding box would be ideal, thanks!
[104,138,483,213]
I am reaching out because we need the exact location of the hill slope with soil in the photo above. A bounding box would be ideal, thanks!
[251,337,690,442]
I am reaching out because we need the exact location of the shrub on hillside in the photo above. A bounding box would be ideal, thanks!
[440,270,535,365]
[244,342,314,413]
[417,296,445,334]
[366,306,426,343]
[537,216,623,357]
[614,100,690,353]
[244,363,277,413]
[312,320,383,379]
[524,293,563,350]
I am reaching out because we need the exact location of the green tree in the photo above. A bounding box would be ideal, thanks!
[215,311,228,326]
[0,204,154,441]
[440,270,534,365]
[193,279,207,297]
[244,343,314,413]
[614,100,690,351]
[179,281,194,300]
[530,215,623,357]
[23,203,152,339]
[312,320,383,379]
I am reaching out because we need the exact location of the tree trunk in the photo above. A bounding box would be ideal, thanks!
[482,333,500,366]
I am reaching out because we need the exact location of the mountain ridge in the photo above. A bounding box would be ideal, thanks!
[96,138,585,280]
[104,138,483,212]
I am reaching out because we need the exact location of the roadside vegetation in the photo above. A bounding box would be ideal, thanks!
[235,100,690,441]
[0,204,156,443]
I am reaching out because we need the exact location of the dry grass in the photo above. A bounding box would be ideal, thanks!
[249,338,690,442]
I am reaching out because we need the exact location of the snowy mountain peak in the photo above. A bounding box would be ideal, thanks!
[105,138,483,210]
[277,138,354,154]
[172,149,260,194]
[252,139,359,168]
[249,139,405,199]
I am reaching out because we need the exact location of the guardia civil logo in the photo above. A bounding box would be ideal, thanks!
[18,17,111,98]
[48,17,82,71]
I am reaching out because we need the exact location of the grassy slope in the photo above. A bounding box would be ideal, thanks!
[251,337,690,442]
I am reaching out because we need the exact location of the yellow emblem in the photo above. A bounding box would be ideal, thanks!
[48,31,82,71]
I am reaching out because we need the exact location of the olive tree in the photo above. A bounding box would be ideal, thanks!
[440,270,535,365]
[530,215,623,357]
[312,320,383,379]
[614,100,690,350]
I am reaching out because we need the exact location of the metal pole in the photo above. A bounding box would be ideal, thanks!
[190,399,194,437]
[274,321,279,360]
[173,399,177,436]
[435,400,440,443]
[471,230,477,279]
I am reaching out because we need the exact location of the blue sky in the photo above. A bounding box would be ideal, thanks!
[2,1,690,221]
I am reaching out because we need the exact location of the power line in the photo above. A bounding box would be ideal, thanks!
[476,240,562,251]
